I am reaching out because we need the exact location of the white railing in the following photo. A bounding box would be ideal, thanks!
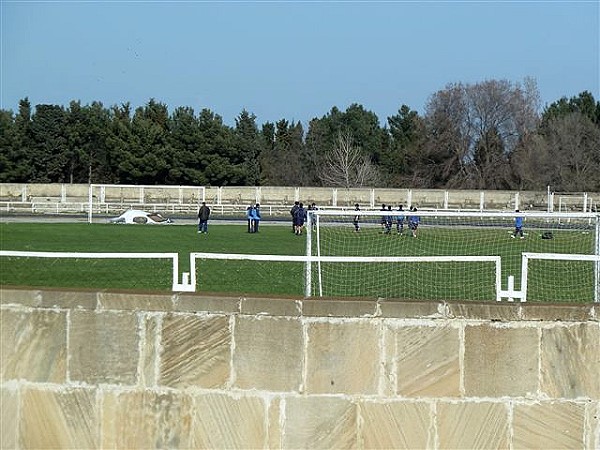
[3,250,598,302]
[0,250,194,292]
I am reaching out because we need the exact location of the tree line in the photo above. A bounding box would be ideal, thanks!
[1,78,599,191]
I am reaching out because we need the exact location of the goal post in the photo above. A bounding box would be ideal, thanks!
[88,184,206,223]
[307,209,600,302]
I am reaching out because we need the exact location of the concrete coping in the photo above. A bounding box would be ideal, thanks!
[1,287,596,322]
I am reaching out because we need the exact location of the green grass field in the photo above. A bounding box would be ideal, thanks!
[1,222,596,302]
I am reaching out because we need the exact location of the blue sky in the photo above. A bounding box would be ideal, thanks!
[2,1,599,127]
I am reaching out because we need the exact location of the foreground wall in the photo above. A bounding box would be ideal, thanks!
[1,288,599,449]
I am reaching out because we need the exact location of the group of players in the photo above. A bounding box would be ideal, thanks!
[288,201,421,237]
[353,203,420,237]
[290,201,317,235]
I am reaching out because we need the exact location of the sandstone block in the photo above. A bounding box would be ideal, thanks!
[41,289,97,309]
[99,292,174,311]
[69,310,139,385]
[464,324,538,397]
[522,304,593,322]
[190,392,266,449]
[446,302,521,321]
[585,401,599,450]
[1,309,67,383]
[233,316,303,392]
[379,300,445,319]
[359,400,430,449]
[240,297,301,317]
[1,387,18,449]
[102,389,193,449]
[139,313,161,387]
[387,323,460,397]
[175,294,241,313]
[268,396,283,449]
[284,396,357,449]
[21,387,98,449]
[0,288,41,306]
[437,401,509,449]
[160,314,231,389]
[302,298,378,318]
[305,320,379,395]
[513,401,585,449]
[540,323,600,399]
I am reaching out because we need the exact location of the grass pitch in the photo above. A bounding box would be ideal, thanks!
[1,222,596,302]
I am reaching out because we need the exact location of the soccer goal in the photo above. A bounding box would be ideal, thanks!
[306,209,600,302]
[87,184,205,223]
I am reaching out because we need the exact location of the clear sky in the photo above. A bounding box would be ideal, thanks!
[2,1,599,127]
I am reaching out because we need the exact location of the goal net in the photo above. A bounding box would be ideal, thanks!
[307,209,600,302]
[88,184,205,223]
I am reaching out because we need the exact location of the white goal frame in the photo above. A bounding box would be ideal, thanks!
[306,209,600,302]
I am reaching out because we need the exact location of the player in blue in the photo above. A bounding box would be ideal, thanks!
[384,205,393,234]
[512,210,524,239]
[380,204,388,233]
[293,202,306,235]
[395,204,405,235]
[408,207,420,238]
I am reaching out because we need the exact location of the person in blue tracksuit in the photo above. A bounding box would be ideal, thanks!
[395,204,405,235]
[252,203,262,232]
[512,210,524,239]
[293,202,306,235]
[246,205,255,233]
[408,207,420,238]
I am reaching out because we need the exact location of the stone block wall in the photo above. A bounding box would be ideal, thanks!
[1,288,599,449]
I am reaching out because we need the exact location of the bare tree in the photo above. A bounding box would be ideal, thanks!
[319,131,379,188]
[545,112,600,191]
[424,78,541,188]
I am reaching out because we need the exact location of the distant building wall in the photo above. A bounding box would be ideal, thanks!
[1,288,598,449]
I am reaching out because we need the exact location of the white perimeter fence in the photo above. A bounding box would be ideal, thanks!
[1,184,598,218]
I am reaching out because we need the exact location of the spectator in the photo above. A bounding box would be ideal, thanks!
[197,202,211,234]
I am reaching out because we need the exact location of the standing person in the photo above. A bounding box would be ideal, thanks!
[197,202,211,234]
[290,201,299,233]
[384,205,393,234]
[309,202,318,231]
[353,203,361,232]
[512,210,525,239]
[246,205,255,233]
[253,203,262,233]
[395,204,405,235]
[294,202,306,235]
[408,207,420,238]
[380,204,387,232]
